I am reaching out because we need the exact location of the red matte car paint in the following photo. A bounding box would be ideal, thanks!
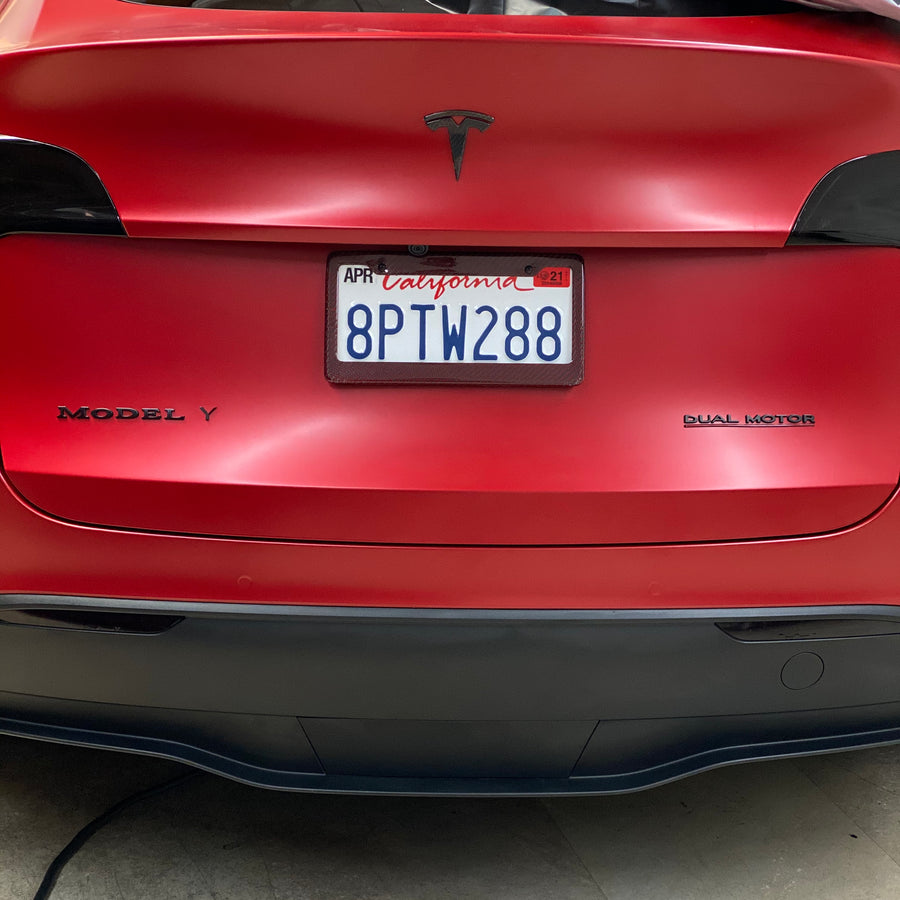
[1,235,897,546]
[0,5,899,247]
[0,0,897,601]
[3,0,900,793]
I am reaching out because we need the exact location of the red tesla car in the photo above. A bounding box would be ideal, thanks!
[0,0,899,795]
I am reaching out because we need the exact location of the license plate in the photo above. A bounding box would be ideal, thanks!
[326,253,584,385]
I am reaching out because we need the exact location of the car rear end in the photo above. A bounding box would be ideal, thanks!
[1,0,899,793]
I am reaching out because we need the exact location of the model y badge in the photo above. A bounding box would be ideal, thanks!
[424,110,494,181]
[57,406,218,421]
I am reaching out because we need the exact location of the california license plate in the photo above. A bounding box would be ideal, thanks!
[326,253,584,385]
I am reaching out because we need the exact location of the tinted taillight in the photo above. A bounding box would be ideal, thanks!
[0,136,124,238]
[788,151,900,248]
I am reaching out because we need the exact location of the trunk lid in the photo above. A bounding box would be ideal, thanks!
[1,235,896,545]
[1,10,898,545]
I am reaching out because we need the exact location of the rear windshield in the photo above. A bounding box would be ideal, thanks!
[130,0,800,15]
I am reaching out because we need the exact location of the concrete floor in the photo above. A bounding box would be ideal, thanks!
[3,737,900,899]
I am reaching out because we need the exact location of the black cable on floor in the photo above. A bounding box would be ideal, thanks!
[32,769,202,900]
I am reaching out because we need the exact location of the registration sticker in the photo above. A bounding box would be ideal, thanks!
[326,254,584,386]
[533,267,571,289]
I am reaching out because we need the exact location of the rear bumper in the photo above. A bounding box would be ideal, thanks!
[3,595,900,795]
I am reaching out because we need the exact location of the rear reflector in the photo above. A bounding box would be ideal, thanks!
[0,608,182,634]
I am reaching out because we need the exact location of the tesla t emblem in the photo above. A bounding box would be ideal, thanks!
[424,110,494,181]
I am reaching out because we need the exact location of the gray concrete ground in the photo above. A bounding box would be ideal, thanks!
[3,736,900,899]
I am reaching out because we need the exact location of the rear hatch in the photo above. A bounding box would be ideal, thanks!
[0,1,898,545]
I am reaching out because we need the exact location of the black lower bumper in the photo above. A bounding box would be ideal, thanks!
[2,595,900,795]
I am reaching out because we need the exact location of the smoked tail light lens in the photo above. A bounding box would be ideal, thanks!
[788,150,900,248]
[0,136,124,238]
